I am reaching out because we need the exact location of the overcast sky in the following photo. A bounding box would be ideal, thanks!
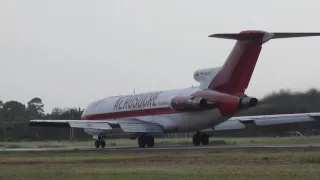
[1,0,320,113]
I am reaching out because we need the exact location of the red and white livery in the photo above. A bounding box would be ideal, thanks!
[30,30,320,148]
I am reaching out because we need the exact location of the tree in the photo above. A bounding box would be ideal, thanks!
[2,101,26,119]
[1,101,26,141]
[27,98,45,118]
[51,107,63,117]
[0,100,4,123]
[68,107,84,119]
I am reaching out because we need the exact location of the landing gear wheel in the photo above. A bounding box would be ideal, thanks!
[138,134,147,148]
[193,133,201,146]
[200,132,209,145]
[146,135,155,148]
[94,136,106,148]
[100,140,106,148]
[95,140,100,148]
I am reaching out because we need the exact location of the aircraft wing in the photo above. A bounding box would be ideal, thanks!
[29,118,164,133]
[29,120,113,130]
[209,112,320,132]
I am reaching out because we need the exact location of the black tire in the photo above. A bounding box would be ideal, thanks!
[138,135,147,148]
[200,133,209,145]
[146,135,155,148]
[94,140,100,148]
[193,134,201,146]
[100,140,106,148]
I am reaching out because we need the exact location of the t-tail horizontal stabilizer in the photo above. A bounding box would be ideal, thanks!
[209,30,320,43]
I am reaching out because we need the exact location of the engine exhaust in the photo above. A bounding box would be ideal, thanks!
[239,97,258,108]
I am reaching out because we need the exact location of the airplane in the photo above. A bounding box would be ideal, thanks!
[29,30,320,148]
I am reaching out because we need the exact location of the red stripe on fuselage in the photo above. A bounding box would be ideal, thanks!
[82,107,177,120]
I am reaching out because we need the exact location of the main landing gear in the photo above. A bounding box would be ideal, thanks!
[135,132,208,148]
[192,131,209,146]
[94,136,106,148]
[137,133,155,148]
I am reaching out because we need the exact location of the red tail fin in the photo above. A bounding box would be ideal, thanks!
[207,30,320,95]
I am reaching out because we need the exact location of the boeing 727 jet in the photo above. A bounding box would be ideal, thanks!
[29,30,320,148]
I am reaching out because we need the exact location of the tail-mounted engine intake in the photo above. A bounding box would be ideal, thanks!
[170,96,216,111]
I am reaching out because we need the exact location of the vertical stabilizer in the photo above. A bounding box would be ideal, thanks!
[206,30,320,95]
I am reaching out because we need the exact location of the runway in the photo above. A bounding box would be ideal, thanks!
[1,143,320,152]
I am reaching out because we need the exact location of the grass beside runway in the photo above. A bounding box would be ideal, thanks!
[0,148,320,180]
[1,136,320,149]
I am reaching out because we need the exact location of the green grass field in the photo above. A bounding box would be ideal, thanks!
[0,148,320,180]
[0,136,320,149]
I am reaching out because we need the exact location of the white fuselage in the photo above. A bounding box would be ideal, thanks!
[81,87,231,136]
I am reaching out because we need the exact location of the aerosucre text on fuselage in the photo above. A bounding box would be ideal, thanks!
[113,91,163,110]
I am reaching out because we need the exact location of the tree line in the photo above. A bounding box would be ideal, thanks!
[1,88,320,141]
[0,97,87,141]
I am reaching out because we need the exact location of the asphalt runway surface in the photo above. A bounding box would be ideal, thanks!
[1,143,320,152]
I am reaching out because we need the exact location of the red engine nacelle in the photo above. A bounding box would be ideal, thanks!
[170,96,216,111]
[218,96,258,115]
[189,90,258,115]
